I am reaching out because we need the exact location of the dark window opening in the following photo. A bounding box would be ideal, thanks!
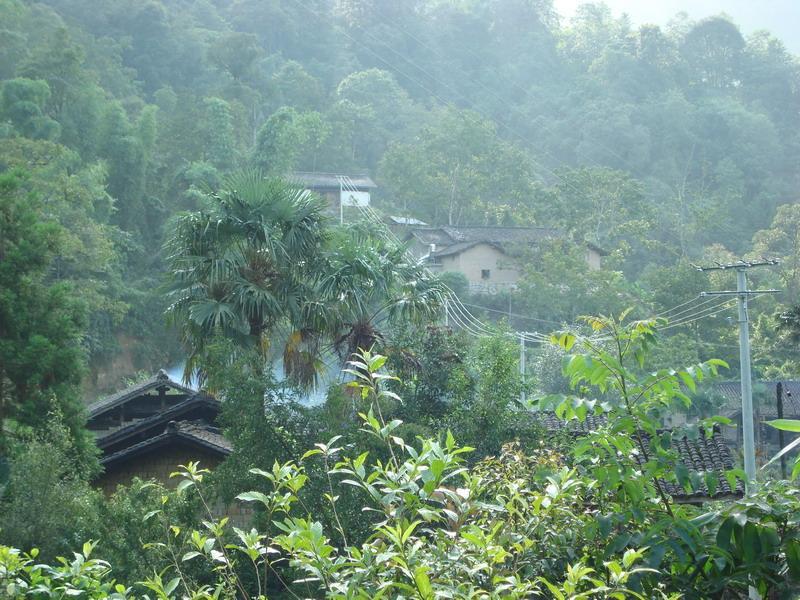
[481,269,491,280]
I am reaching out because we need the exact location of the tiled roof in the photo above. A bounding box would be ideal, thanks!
[88,370,195,418]
[100,419,232,467]
[175,421,232,453]
[535,412,743,502]
[537,411,610,434]
[406,228,455,246]
[95,393,221,449]
[658,430,742,501]
[291,172,376,190]
[409,226,558,248]
[443,226,559,244]
[714,380,800,418]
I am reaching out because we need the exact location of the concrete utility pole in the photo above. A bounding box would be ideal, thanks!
[338,176,344,225]
[777,381,787,479]
[695,259,780,488]
[519,334,527,406]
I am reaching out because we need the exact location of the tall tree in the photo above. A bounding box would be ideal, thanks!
[166,171,444,385]
[0,171,94,463]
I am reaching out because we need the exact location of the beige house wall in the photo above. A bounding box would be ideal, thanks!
[437,243,522,293]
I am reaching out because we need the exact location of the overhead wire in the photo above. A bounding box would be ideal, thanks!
[461,302,563,326]
[316,22,709,342]
[339,175,549,343]
[660,295,727,323]
[344,178,552,342]
[661,297,749,331]
[656,295,702,318]
[662,298,735,327]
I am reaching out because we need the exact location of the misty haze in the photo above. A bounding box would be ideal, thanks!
[1,1,799,598]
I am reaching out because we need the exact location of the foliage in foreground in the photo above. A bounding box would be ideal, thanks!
[5,320,800,598]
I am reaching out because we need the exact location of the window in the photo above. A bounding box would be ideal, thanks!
[481,269,491,280]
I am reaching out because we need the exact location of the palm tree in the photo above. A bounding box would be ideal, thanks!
[166,170,328,382]
[166,171,445,387]
[314,225,444,361]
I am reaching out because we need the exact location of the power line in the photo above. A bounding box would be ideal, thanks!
[340,176,551,344]
[661,295,724,323]
[461,301,564,326]
[656,295,701,318]
[696,259,781,489]
[661,299,740,331]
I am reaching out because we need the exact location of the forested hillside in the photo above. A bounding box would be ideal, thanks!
[1,0,798,399]
[4,2,800,596]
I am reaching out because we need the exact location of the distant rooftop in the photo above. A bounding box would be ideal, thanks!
[388,216,428,226]
[87,369,195,419]
[406,225,560,256]
[714,380,800,418]
[536,412,743,502]
[291,172,377,190]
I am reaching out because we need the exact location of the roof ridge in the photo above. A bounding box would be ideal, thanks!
[95,393,220,447]
[88,370,196,418]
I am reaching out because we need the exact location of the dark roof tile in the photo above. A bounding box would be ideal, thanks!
[100,419,231,468]
[88,370,195,419]
[534,412,743,502]
[95,393,220,449]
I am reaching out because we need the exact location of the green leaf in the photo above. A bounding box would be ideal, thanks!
[716,517,735,552]
[236,491,271,506]
[301,448,322,460]
[413,566,433,599]
[182,551,202,562]
[766,419,800,432]
[762,435,800,472]
[785,539,800,579]
[176,479,194,494]
[165,576,181,596]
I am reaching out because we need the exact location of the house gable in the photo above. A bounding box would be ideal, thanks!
[87,370,196,435]
[88,370,232,494]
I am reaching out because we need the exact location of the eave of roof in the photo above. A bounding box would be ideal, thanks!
[291,172,376,190]
[99,420,232,468]
[431,240,494,258]
[88,370,196,419]
[408,226,561,252]
[95,393,221,449]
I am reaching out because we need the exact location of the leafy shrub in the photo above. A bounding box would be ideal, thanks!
[0,415,101,561]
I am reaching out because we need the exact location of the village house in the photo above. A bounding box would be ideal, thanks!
[87,370,231,494]
[292,171,376,218]
[401,225,604,294]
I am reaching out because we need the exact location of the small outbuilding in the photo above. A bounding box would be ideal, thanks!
[87,370,231,493]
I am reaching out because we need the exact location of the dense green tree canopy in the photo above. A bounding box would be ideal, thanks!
[0,0,797,432]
